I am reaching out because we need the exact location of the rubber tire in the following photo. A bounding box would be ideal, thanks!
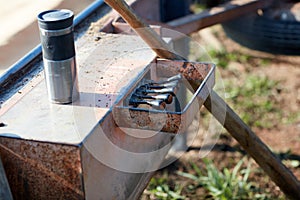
[221,12,300,55]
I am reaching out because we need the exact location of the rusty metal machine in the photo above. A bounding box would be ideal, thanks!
[0,0,300,199]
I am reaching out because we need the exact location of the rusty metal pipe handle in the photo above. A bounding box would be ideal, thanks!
[104,0,183,60]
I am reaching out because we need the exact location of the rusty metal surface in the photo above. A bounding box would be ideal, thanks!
[81,112,174,199]
[167,0,273,34]
[0,137,83,199]
[0,155,12,200]
[0,0,218,198]
[0,31,167,198]
[108,0,273,36]
[0,33,155,144]
[156,59,213,86]
[113,59,215,133]
[71,31,179,199]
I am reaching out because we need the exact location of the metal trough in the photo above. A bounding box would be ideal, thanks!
[0,25,214,200]
[114,59,215,133]
[1,0,300,199]
[0,32,171,199]
[0,0,215,198]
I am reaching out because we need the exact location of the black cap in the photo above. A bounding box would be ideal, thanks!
[37,9,74,30]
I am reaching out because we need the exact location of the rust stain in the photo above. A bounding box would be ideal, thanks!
[157,59,212,83]
[162,113,181,133]
[0,137,84,199]
[113,59,214,134]
[129,109,152,127]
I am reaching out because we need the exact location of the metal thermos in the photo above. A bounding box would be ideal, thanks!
[37,9,78,104]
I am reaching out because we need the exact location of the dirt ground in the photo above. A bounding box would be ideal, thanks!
[142,25,300,199]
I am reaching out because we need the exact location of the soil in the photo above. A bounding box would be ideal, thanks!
[142,25,300,199]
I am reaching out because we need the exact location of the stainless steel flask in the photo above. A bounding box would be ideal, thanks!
[38,9,78,104]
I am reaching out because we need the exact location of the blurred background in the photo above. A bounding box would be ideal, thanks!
[0,0,95,75]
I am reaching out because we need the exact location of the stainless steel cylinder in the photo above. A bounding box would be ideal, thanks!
[37,9,78,104]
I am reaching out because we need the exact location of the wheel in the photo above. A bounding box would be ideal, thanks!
[221,2,300,55]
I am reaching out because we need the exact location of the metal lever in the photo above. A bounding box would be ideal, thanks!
[141,80,179,89]
[129,99,166,109]
[132,93,173,104]
[136,87,176,95]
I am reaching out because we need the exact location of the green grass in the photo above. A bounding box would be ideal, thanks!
[224,75,281,128]
[144,33,296,200]
[209,50,250,68]
[283,111,300,125]
[201,48,297,128]
[177,158,270,200]
[190,2,207,13]
[203,50,271,69]
[144,172,186,200]
[144,158,283,200]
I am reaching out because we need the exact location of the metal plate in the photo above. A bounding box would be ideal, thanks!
[113,59,215,133]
